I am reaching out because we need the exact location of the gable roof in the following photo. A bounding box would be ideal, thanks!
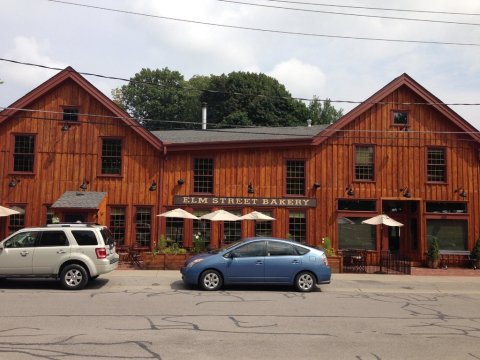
[0,66,164,152]
[314,73,480,145]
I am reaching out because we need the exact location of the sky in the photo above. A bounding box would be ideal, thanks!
[1,0,479,128]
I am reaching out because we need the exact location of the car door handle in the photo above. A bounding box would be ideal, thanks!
[291,260,300,264]
[57,250,66,254]
[255,261,263,265]
[20,251,29,256]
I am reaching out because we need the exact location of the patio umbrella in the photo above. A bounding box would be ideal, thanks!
[240,211,275,221]
[362,214,403,227]
[362,214,403,274]
[0,206,21,217]
[200,209,241,221]
[157,208,199,220]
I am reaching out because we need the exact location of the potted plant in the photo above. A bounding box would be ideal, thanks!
[427,237,440,268]
[471,238,480,269]
[320,237,342,273]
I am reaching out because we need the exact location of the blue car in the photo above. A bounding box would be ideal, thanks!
[181,237,331,292]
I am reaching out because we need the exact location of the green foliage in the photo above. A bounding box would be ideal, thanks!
[192,232,206,253]
[471,238,480,259]
[113,68,344,130]
[321,237,335,257]
[112,67,199,130]
[153,234,186,255]
[308,96,344,125]
[427,237,440,261]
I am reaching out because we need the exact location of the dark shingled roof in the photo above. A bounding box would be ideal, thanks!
[151,124,328,144]
[51,191,107,209]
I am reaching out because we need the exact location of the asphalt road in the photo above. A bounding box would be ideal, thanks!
[0,271,480,360]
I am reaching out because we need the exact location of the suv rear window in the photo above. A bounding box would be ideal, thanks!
[100,228,115,246]
[72,230,98,246]
[38,231,69,247]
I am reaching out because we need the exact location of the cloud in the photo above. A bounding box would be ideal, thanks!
[0,36,66,89]
[268,59,326,99]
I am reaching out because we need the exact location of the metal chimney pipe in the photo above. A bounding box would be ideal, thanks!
[202,102,207,130]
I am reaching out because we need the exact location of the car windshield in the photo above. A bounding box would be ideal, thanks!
[208,240,246,254]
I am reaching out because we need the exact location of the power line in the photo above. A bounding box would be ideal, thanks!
[217,0,480,27]
[253,0,480,17]
[2,58,480,107]
[44,0,480,47]
[1,108,479,142]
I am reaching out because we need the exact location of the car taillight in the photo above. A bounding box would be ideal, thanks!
[95,248,107,259]
[324,257,329,266]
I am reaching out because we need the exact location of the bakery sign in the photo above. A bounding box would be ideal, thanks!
[174,195,317,208]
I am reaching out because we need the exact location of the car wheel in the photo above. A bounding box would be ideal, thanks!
[199,270,223,291]
[60,264,88,290]
[295,271,315,292]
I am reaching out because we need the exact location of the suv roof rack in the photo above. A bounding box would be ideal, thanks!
[46,223,100,228]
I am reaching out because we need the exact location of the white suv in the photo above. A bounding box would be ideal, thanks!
[0,224,119,290]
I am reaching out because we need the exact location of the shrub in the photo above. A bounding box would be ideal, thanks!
[471,238,480,259]
[427,237,440,261]
[321,237,335,257]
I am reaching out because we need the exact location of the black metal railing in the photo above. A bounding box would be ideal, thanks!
[340,249,411,275]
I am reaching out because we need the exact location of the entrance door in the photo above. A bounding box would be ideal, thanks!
[382,200,416,255]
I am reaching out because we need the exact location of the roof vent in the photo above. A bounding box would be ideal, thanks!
[307,119,312,127]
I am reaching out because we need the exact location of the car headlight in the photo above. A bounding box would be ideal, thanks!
[187,258,204,268]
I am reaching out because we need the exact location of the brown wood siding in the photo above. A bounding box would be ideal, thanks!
[0,79,161,247]
[162,85,480,255]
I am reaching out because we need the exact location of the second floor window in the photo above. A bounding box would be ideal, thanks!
[194,158,213,193]
[101,138,122,175]
[355,145,374,181]
[286,160,305,195]
[13,135,35,173]
[427,148,446,182]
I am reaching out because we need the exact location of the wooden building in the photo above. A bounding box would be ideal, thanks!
[156,74,480,262]
[1,68,479,263]
[0,67,164,246]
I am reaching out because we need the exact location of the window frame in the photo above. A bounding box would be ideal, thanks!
[193,157,214,194]
[354,144,375,182]
[11,133,36,174]
[61,105,81,123]
[134,206,152,249]
[288,210,307,244]
[391,110,409,127]
[109,206,127,247]
[426,146,447,183]
[285,159,306,196]
[99,137,123,177]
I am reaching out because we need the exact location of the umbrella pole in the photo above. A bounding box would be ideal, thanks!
[376,224,386,274]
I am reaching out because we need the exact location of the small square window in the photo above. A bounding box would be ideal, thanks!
[393,111,408,125]
[63,108,79,122]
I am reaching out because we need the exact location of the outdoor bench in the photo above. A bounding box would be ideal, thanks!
[439,250,475,269]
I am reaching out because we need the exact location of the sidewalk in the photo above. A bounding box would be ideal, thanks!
[117,262,480,277]
[411,266,480,276]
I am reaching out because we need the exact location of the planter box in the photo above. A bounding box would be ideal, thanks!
[141,253,189,270]
[328,256,342,273]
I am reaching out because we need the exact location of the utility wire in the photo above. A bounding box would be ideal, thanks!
[2,58,480,107]
[44,0,480,47]
[253,0,480,17]
[217,0,480,27]
[1,108,479,142]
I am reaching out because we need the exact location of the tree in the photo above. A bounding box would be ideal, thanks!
[308,96,344,125]
[200,71,309,128]
[112,68,198,130]
[112,68,344,130]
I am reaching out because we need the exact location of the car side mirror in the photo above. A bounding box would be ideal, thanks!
[226,252,237,259]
